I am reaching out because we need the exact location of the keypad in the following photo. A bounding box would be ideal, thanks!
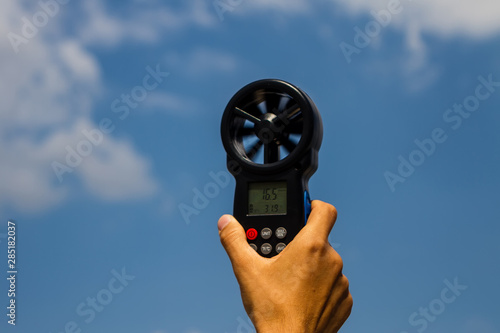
[246,227,288,255]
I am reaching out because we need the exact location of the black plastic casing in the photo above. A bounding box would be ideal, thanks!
[221,79,323,258]
[227,150,318,257]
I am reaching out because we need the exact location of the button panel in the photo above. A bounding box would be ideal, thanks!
[246,227,288,256]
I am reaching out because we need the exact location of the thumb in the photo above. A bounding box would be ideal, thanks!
[218,214,253,264]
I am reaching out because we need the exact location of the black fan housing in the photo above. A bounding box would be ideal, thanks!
[221,79,322,175]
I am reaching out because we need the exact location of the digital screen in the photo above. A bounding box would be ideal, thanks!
[248,181,287,216]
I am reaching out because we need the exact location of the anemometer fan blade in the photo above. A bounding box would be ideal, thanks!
[278,95,291,112]
[235,107,261,124]
[282,137,297,153]
[282,104,301,120]
[238,127,255,137]
[222,79,321,168]
[286,118,303,134]
[284,96,298,112]
[252,89,266,105]
[265,93,282,114]
[246,140,263,160]
[264,142,280,163]
[246,89,266,115]
[239,89,265,117]
[246,104,263,118]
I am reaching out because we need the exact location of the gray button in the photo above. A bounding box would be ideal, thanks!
[261,228,272,239]
[275,227,287,239]
[249,243,258,252]
[276,243,286,253]
[261,243,272,255]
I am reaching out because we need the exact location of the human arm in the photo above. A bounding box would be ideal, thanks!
[218,200,353,333]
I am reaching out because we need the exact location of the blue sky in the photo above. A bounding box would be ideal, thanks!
[1,0,499,332]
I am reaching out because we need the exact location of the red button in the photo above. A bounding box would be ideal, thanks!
[246,228,258,240]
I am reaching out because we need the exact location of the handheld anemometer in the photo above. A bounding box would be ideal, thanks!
[221,79,323,258]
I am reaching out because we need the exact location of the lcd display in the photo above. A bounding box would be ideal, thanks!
[248,181,287,216]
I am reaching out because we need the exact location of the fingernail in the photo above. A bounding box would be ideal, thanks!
[218,215,233,231]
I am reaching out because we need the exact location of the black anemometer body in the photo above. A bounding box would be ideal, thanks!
[221,79,323,258]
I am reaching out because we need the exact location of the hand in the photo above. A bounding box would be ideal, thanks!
[218,200,353,333]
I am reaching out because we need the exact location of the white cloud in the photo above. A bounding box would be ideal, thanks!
[165,48,239,79]
[333,0,500,39]
[78,0,216,46]
[78,0,152,46]
[46,118,159,201]
[236,0,500,74]
[0,39,79,130]
[460,315,498,333]
[143,92,201,115]
[188,48,238,75]
[237,0,500,39]
[409,0,500,38]
[79,138,158,201]
[59,40,100,83]
[329,0,500,90]
[0,138,69,213]
[0,2,160,214]
[243,0,310,13]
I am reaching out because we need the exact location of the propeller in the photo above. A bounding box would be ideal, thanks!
[232,91,304,164]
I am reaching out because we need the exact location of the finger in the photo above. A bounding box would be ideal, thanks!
[218,214,256,266]
[320,275,352,332]
[302,200,338,241]
[324,290,353,332]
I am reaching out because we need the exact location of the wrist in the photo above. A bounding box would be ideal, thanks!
[255,320,314,333]
[257,328,307,333]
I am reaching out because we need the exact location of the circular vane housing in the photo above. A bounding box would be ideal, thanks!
[221,79,322,173]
